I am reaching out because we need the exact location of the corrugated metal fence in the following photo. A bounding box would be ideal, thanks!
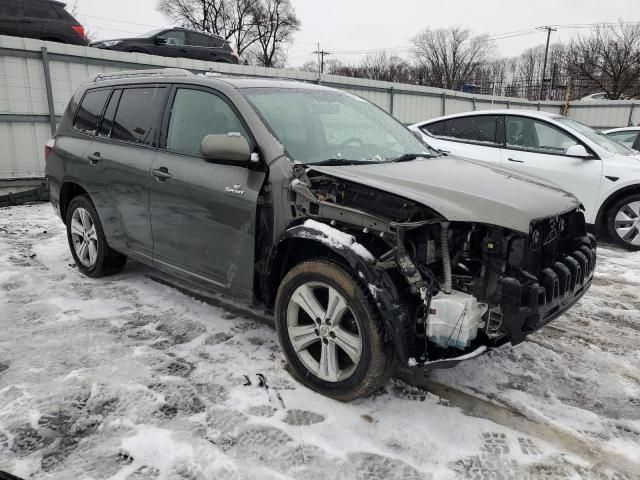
[2,34,640,184]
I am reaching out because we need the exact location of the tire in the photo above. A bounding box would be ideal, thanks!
[607,194,640,250]
[65,195,127,277]
[275,260,394,401]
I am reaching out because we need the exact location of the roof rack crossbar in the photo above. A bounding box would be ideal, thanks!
[93,68,193,83]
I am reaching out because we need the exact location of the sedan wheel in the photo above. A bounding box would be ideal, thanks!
[286,282,363,382]
[70,207,99,267]
[613,201,640,247]
[608,195,640,250]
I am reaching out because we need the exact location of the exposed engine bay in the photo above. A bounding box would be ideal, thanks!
[286,166,597,367]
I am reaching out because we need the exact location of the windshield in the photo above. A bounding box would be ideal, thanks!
[137,29,164,38]
[241,88,433,164]
[556,117,636,156]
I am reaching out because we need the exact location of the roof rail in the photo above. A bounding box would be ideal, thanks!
[92,68,193,83]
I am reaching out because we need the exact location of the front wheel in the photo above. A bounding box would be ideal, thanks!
[607,195,640,250]
[66,195,127,277]
[275,260,394,401]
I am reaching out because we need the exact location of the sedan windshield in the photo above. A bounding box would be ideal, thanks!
[556,117,636,156]
[241,88,433,164]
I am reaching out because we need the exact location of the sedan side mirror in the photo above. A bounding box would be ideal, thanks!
[201,133,251,166]
[566,144,592,158]
[155,37,167,45]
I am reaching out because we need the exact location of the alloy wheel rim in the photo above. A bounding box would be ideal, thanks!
[286,282,363,382]
[614,201,640,246]
[70,207,99,267]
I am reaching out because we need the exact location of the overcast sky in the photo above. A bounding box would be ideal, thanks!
[72,0,636,66]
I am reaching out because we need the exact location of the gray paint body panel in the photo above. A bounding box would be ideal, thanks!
[310,157,580,233]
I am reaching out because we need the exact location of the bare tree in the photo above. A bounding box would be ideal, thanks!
[157,0,260,56]
[566,22,640,99]
[250,0,300,67]
[412,27,494,90]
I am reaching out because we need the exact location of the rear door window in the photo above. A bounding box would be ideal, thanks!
[110,87,168,146]
[73,89,110,135]
[444,116,499,145]
[166,88,248,157]
[157,30,185,46]
[421,116,499,145]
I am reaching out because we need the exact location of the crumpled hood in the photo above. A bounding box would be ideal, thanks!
[310,156,580,233]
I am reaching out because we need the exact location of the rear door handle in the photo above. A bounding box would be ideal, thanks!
[152,167,172,181]
[87,153,101,165]
[508,157,524,163]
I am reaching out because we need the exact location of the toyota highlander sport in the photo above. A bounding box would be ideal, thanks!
[45,69,596,400]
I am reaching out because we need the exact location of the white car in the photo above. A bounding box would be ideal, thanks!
[410,110,640,250]
[603,127,640,151]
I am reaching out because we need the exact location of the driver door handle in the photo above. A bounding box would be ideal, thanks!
[508,157,524,163]
[87,152,101,165]
[152,167,172,181]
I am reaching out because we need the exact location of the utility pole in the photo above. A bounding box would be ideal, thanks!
[538,26,557,101]
[312,44,331,77]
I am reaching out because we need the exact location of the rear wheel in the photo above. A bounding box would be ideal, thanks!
[275,260,394,401]
[607,195,640,250]
[66,195,127,277]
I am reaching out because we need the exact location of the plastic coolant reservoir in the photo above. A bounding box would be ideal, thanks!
[426,291,488,350]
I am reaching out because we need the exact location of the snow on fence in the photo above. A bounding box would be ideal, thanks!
[1,34,640,185]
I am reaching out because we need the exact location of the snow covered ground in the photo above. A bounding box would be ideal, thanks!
[0,202,638,480]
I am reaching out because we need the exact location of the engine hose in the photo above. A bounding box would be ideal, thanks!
[441,222,452,294]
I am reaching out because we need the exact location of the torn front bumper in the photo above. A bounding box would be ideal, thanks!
[500,233,597,345]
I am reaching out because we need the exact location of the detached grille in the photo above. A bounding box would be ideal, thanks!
[500,232,596,345]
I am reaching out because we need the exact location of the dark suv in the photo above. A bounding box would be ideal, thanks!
[0,0,87,45]
[45,69,596,400]
[91,28,239,64]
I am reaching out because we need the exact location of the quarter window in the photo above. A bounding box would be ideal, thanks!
[110,87,167,145]
[73,89,110,135]
[166,88,248,157]
[506,117,579,154]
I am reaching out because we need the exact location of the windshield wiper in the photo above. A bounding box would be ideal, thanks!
[388,153,433,163]
[306,158,380,166]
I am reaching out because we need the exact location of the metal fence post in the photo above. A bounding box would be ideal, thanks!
[441,92,446,116]
[389,86,394,116]
[628,103,636,127]
[472,97,477,111]
[41,47,56,135]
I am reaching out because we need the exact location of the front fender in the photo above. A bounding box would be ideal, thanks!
[267,220,414,363]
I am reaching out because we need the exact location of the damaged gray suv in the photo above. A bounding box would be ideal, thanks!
[45,69,596,400]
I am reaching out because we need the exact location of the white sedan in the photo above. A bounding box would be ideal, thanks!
[410,110,640,250]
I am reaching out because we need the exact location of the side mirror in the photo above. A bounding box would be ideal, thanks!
[566,144,591,158]
[154,37,167,45]
[201,133,251,165]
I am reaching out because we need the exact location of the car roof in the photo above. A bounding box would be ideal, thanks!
[412,109,563,127]
[88,69,336,92]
